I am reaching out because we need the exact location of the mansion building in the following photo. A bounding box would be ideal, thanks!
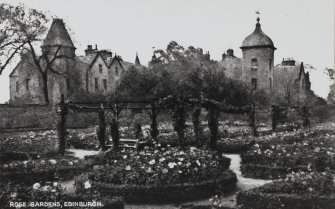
[9,17,313,105]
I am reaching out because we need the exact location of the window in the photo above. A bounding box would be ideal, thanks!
[251,58,258,67]
[115,66,119,75]
[103,79,107,90]
[251,78,257,90]
[95,78,98,90]
[66,79,70,91]
[269,59,272,71]
[99,64,103,74]
[26,79,30,91]
[16,81,19,93]
[269,78,272,90]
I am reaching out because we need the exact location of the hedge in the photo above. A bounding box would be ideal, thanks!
[240,163,308,179]
[236,190,335,209]
[1,164,93,184]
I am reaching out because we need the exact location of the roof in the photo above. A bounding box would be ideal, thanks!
[274,61,306,80]
[43,18,75,48]
[241,18,276,50]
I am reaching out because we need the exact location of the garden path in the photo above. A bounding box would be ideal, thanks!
[126,154,272,209]
[60,150,273,208]
[60,149,100,193]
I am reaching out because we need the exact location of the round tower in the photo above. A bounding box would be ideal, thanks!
[240,17,276,92]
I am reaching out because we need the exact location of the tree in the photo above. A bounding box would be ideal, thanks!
[326,68,334,104]
[0,4,30,74]
[154,42,208,146]
[0,3,75,104]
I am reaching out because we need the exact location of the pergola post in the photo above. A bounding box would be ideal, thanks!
[57,94,68,155]
[249,103,258,136]
[97,103,107,151]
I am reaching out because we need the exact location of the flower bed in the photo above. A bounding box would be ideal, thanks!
[236,172,335,209]
[76,146,237,203]
[240,129,335,179]
[0,130,58,155]
[0,181,124,209]
[0,157,94,184]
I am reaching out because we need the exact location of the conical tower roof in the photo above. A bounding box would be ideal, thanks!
[43,18,75,48]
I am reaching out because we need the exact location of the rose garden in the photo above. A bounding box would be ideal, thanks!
[0,5,335,208]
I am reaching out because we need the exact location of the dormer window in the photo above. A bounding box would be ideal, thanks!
[99,64,103,74]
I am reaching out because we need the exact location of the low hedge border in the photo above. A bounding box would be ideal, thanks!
[236,190,335,209]
[180,205,236,209]
[1,164,92,184]
[240,163,308,179]
[77,171,237,204]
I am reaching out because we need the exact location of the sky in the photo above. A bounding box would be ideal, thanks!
[0,0,333,102]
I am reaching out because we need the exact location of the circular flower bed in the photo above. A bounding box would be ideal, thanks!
[0,181,124,209]
[76,146,237,203]
[236,171,335,209]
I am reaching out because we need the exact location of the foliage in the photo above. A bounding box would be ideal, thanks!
[87,146,231,186]
[237,171,335,209]
[241,128,335,179]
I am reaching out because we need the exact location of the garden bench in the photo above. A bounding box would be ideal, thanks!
[106,138,139,149]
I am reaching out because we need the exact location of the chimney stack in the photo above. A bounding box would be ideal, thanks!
[227,49,234,57]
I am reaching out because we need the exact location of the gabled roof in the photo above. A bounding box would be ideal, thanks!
[9,60,23,77]
[43,18,75,48]
[109,55,125,70]
[86,52,109,71]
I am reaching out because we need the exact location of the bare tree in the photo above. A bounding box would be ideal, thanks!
[0,3,75,104]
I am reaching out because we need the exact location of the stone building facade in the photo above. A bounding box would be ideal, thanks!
[10,17,313,105]
[9,19,141,104]
[219,17,312,104]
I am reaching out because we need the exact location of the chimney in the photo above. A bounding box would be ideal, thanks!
[222,53,227,60]
[282,58,296,66]
[227,49,234,57]
[95,44,98,50]
[205,51,210,61]
[85,45,94,56]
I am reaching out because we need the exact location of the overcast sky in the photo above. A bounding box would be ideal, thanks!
[0,0,333,102]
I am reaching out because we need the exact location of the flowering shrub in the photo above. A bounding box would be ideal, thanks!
[0,157,94,184]
[236,171,335,209]
[76,146,236,203]
[0,130,58,154]
[90,146,231,185]
[0,181,124,209]
[241,129,335,179]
